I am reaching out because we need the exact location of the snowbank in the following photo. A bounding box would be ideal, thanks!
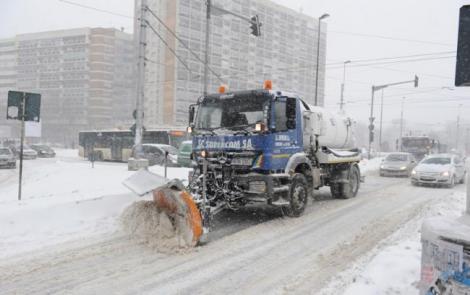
[320,191,466,295]
[0,151,191,258]
[359,156,384,175]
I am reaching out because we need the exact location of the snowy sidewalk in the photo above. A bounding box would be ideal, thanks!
[0,150,191,258]
[320,190,467,294]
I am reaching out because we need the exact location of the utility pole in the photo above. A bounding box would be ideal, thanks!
[203,0,212,96]
[339,60,351,111]
[314,13,329,106]
[367,75,418,159]
[378,88,384,152]
[134,0,147,157]
[456,104,463,151]
[399,97,405,152]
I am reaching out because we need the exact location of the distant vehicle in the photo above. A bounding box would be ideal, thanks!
[0,147,16,168]
[12,144,38,160]
[131,144,179,167]
[400,136,438,160]
[380,152,417,177]
[30,144,56,158]
[177,140,193,167]
[78,129,187,162]
[411,154,466,187]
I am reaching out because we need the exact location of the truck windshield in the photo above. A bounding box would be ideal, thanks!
[402,138,430,147]
[195,95,269,131]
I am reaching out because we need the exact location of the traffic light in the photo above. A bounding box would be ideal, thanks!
[456,5,470,86]
[250,15,262,37]
[369,130,374,142]
[414,75,419,88]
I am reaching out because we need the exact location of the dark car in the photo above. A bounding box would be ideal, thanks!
[0,147,16,168]
[131,144,179,167]
[30,144,56,158]
[380,152,417,177]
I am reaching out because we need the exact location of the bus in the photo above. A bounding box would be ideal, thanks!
[78,128,187,162]
[400,136,439,160]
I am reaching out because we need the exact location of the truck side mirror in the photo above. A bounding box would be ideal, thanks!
[189,105,196,124]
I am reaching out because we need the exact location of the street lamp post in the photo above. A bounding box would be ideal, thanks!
[399,97,405,152]
[367,75,419,159]
[314,13,329,106]
[378,89,384,152]
[339,60,351,111]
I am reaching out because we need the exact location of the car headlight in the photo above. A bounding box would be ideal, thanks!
[380,165,385,169]
[411,170,417,175]
[400,166,407,170]
[441,171,450,177]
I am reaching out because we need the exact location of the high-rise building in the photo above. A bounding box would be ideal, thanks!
[134,0,327,127]
[0,28,135,146]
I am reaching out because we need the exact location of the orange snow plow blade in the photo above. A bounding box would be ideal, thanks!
[153,188,203,246]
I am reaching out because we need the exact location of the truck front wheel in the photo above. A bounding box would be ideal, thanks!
[330,165,360,199]
[284,173,308,217]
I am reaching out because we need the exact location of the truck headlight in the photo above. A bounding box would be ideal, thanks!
[255,122,266,132]
[200,150,208,158]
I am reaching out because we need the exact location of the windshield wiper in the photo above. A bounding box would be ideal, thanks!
[231,124,255,135]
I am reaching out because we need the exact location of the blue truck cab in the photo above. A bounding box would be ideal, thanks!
[187,84,361,220]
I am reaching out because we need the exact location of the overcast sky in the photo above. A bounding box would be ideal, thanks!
[1,0,470,131]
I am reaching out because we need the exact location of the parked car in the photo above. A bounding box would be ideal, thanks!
[0,147,16,168]
[411,154,466,187]
[131,144,179,166]
[177,140,193,167]
[12,144,38,160]
[30,144,56,158]
[380,152,417,177]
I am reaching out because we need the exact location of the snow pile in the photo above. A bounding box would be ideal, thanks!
[359,156,384,175]
[120,201,192,253]
[321,191,466,295]
[0,150,191,258]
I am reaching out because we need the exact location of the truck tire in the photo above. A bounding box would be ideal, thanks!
[330,165,360,199]
[284,173,308,217]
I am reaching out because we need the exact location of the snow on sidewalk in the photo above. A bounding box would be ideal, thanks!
[319,190,467,295]
[0,150,191,258]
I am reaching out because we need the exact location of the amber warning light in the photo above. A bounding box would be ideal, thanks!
[263,80,272,90]
[218,85,227,93]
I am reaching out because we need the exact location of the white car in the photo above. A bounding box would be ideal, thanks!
[410,154,466,187]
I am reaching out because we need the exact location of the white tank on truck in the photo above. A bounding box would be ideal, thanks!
[303,105,356,150]
[313,106,355,149]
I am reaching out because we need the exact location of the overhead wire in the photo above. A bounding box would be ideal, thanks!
[145,5,224,83]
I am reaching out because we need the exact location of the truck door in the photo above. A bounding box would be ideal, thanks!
[272,97,302,168]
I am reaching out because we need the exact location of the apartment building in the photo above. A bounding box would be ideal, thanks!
[0,28,135,145]
[135,0,327,127]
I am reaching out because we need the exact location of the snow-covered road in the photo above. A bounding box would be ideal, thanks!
[0,151,465,294]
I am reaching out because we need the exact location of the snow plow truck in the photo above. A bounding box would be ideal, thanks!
[124,81,362,246]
